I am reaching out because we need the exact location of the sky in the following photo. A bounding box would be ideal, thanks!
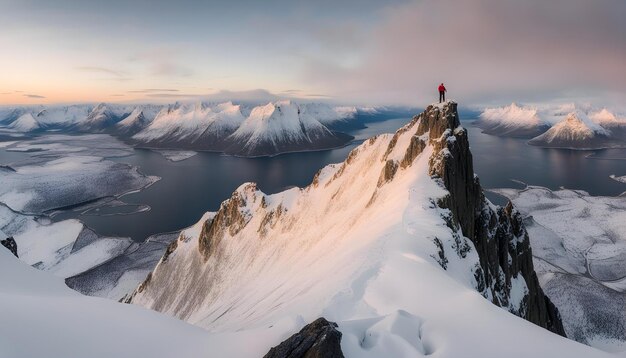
[0,0,624,107]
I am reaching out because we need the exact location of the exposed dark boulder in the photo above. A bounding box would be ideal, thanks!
[1,237,18,257]
[263,318,344,358]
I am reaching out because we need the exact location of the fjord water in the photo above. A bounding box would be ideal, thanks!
[13,116,626,242]
[51,117,412,241]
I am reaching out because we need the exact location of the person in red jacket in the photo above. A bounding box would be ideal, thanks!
[438,83,447,103]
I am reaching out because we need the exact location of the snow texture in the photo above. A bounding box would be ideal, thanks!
[492,185,626,353]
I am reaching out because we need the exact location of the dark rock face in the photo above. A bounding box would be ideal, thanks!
[264,318,344,358]
[420,102,565,336]
[1,237,18,257]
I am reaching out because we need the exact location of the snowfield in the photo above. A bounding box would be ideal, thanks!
[491,185,626,353]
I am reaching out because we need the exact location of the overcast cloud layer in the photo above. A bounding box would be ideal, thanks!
[0,0,624,107]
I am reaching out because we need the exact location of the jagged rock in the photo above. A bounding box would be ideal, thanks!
[424,102,565,336]
[263,318,344,358]
[1,237,18,258]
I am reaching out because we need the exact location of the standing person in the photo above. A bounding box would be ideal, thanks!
[438,83,447,103]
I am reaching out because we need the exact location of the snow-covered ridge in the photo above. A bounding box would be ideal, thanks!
[119,102,610,357]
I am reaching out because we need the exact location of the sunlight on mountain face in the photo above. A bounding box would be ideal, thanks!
[1,1,625,357]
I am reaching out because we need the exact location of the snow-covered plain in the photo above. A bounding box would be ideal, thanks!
[0,134,161,297]
[128,106,608,357]
[491,185,626,353]
[0,135,158,213]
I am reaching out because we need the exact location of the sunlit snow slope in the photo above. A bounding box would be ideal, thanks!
[128,102,607,357]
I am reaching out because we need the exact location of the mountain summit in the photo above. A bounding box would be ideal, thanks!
[123,102,572,356]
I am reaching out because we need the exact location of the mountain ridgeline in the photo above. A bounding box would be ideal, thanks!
[125,102,564,351]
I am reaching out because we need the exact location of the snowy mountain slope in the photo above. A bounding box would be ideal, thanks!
[491,185,626,354]
[132,101,246,149]
[528,111,619,149]
[475,103,550,138]
[131,101,354,156]
[121,102,614,356]
[0,246,223,358]
[115,108,150,136]
[9,113,41,132]
[225,100,353,156]
[75,103,126,131]
[34,105,91,126]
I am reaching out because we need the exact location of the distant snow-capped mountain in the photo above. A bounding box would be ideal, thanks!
[476,103,626,149]
[528,111,618,149]
[132,101,246,149]
[9,113,41,132]
[474,102,550,138]
[76,103,127,132]
[0,101,397,156]
[132,101,355,156]
[115,108,148,136]
[225,101,352,156]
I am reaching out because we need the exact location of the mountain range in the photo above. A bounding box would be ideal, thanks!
[475,103,626,149]
[0,101,407,157]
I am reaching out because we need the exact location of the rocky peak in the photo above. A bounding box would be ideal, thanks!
[263,318,344,358]
[422,101,565,335]
[1,237,18,258]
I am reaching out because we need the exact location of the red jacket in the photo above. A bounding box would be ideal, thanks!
[438,85,446,92]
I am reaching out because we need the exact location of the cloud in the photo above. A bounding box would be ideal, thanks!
[133,89,334,104]
[24,94,46,99]
[127,89,180,93]
[150,62,193,77]
[75,66,127,77]
[302,0,626,106]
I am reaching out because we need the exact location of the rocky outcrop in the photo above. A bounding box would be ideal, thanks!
[263,318,344,358]
[422,102,565,336]
[1,237,18,257]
